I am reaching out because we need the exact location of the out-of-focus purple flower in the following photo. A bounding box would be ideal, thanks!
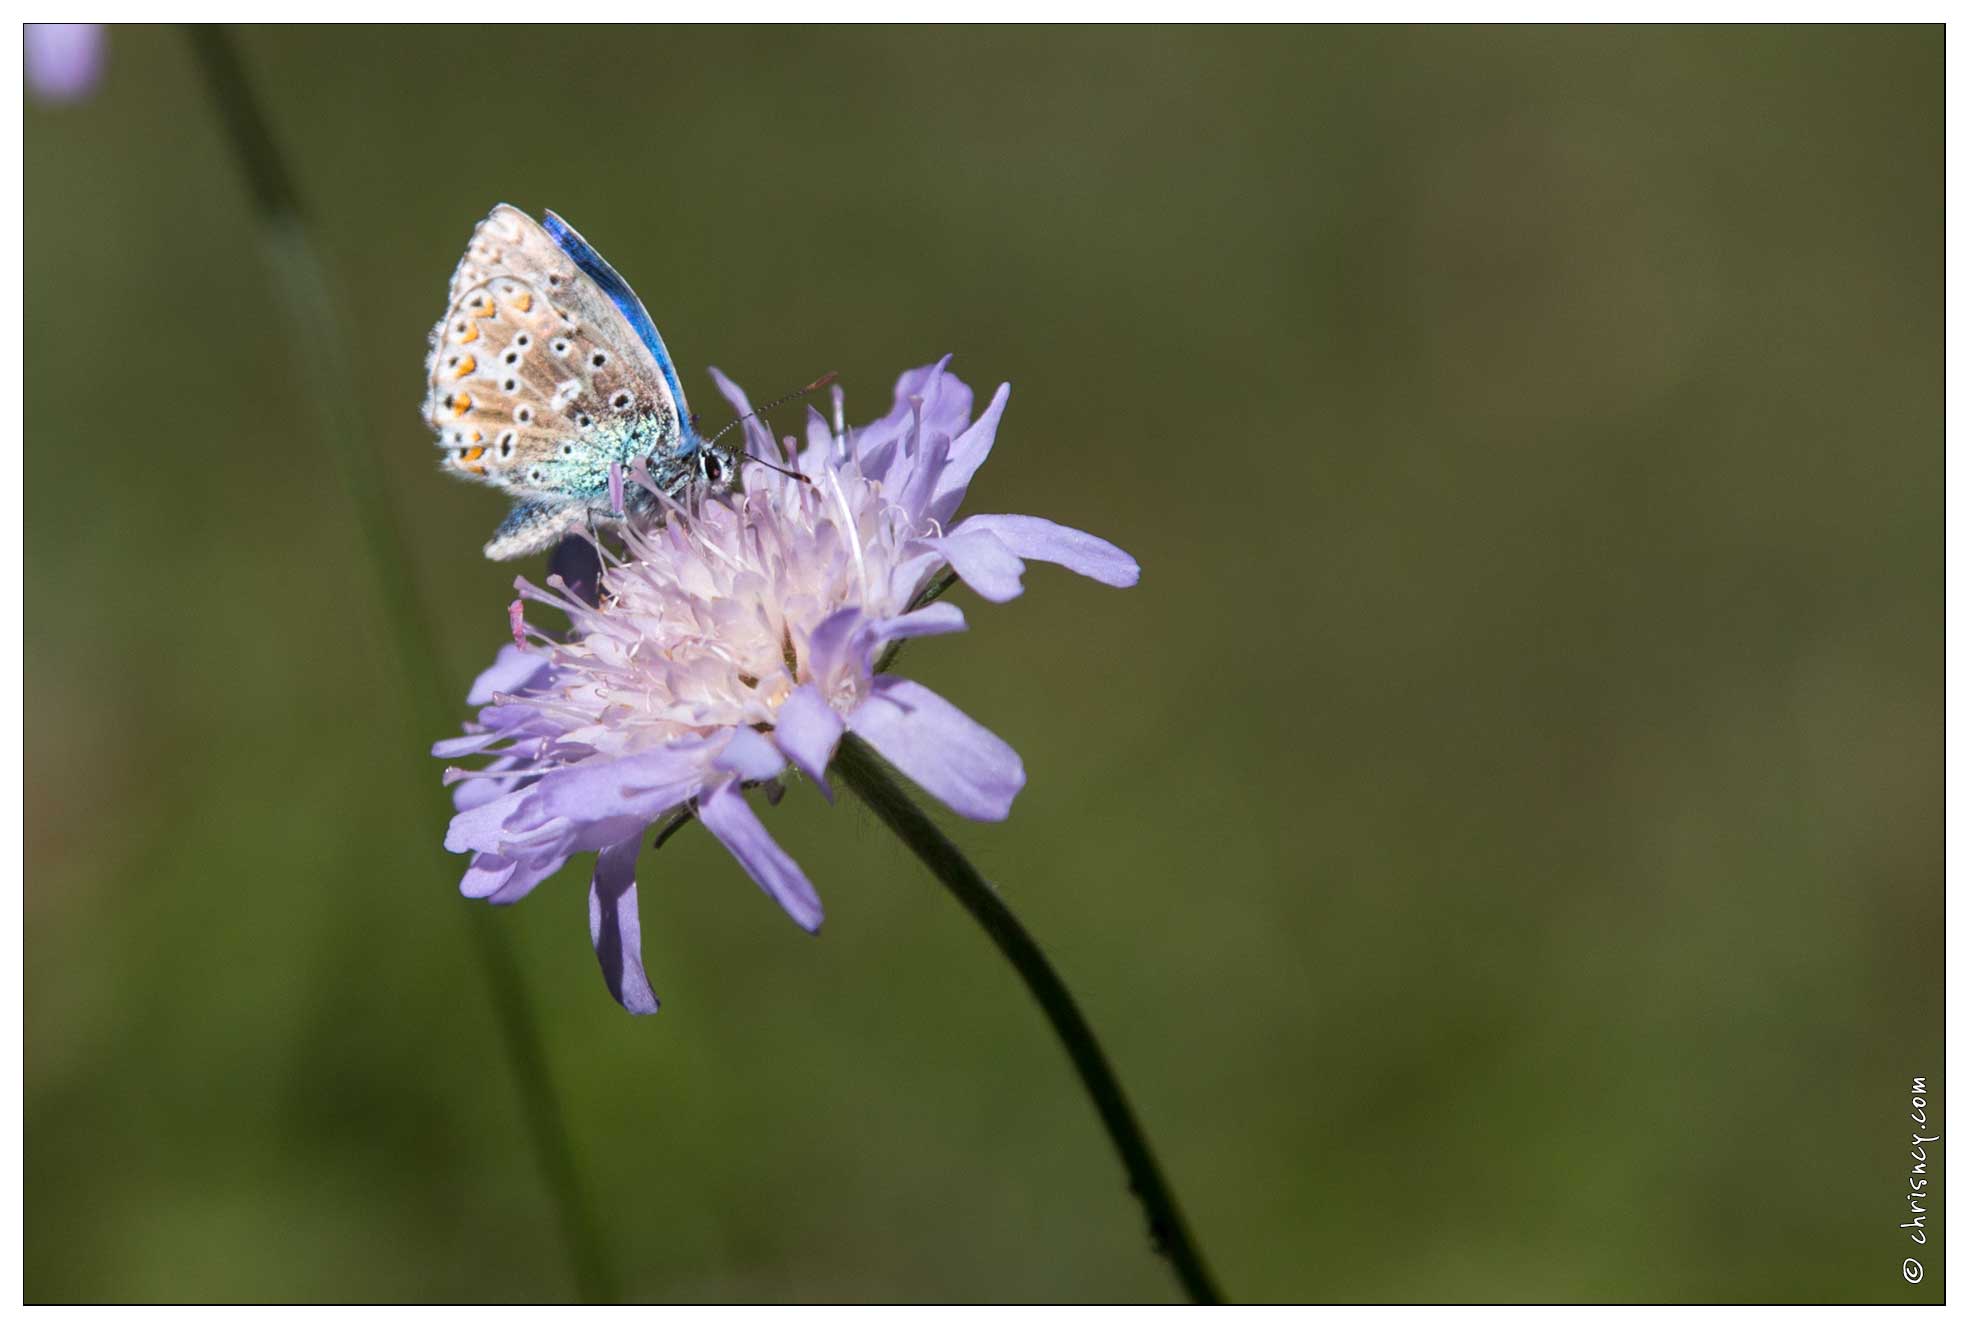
[437,358,1138,1013]
[25,24,106,104]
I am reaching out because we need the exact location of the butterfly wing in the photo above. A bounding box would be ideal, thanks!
[423,204,686,499]
[541,209,697,450]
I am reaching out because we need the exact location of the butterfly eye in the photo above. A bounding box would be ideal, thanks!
[702,454,724,485]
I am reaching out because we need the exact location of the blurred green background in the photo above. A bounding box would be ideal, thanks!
[26,24,1941,1304]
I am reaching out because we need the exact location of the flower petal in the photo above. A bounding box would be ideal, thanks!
[460,850,568,905]
[716,726,787,782]
[847,677,1025,821]
[460,852,519,900]
[772,684,844,791]
[452,757,530,814]
[445,785,532,855]
[705,366,775,461]
[708,363,752,415]
[948,514,1140,589]
[936,526,1027,603]
[894,427,950,527]
[871,602,967,645]
[466,643,552,706]
[804,606,871,693]
[888,548,948,609]
[698,779,824,932]
[927,381,1009,526]
[804,404,835,459]
[519,740,719,837]
[589,837,659,1014]
[433,732,502,759]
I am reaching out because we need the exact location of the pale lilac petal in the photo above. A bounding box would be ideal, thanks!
[949,514,1140,588]
[716,727,787,782]
[887,548,950,610]
[936,526,1026,603]
[461,851,568,905]
[772,684,844,790]
[589,837,659,1014]
[847,677,1025,821]
[699,780,824,932]
[854,356,965,491]
[708,364,751,414]
[452,756,528,813]
[895,428,950,526]
[705,366,774,460]
[489,853,567,905]
[866,355,957,437]
[805,404,834,457]
[445,786,532,855]
[871,602,967,644]
[896,356,973,443]
[804,606,870,692]
[25,24,105,103]
[460,852,520,900]
[927,382,1009,526]
[467,643,551,705]
[519,740,717,832]
[433,732,501,759]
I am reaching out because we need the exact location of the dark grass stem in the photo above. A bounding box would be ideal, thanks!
[184,26,617,1302]
[831,737,1225,1304]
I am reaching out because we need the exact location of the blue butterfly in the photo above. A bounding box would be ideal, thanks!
[423,204,735,559]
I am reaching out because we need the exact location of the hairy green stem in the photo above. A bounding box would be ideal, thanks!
[831,736,1224,1303]
[184,25,617,1302]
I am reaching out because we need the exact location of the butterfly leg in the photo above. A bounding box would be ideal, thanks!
[484,498,595,561]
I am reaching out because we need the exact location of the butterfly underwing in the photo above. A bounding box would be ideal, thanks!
[422,204,735,559]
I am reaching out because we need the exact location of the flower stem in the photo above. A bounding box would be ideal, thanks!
[831,736,1225,1303]
[184,25,617,1303]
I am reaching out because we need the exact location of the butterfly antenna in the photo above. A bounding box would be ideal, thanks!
[706,372,838,451]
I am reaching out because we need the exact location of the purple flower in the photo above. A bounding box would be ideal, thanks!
[24,24,106,104]
[438,358,1138,1013]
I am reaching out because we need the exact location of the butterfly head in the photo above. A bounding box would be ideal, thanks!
[695,441,736,491]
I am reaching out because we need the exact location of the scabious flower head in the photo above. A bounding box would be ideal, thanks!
[438,358,1138,1012]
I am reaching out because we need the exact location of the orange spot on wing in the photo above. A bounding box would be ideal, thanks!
[511,292,533,313]
[453,355,476,378]
[463,444,486,462]
[452,394,473,417]
[456,324,479,344]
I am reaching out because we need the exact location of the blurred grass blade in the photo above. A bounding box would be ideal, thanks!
[183,23,617,1303]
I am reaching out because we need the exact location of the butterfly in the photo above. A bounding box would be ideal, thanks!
[423,204,736,559]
